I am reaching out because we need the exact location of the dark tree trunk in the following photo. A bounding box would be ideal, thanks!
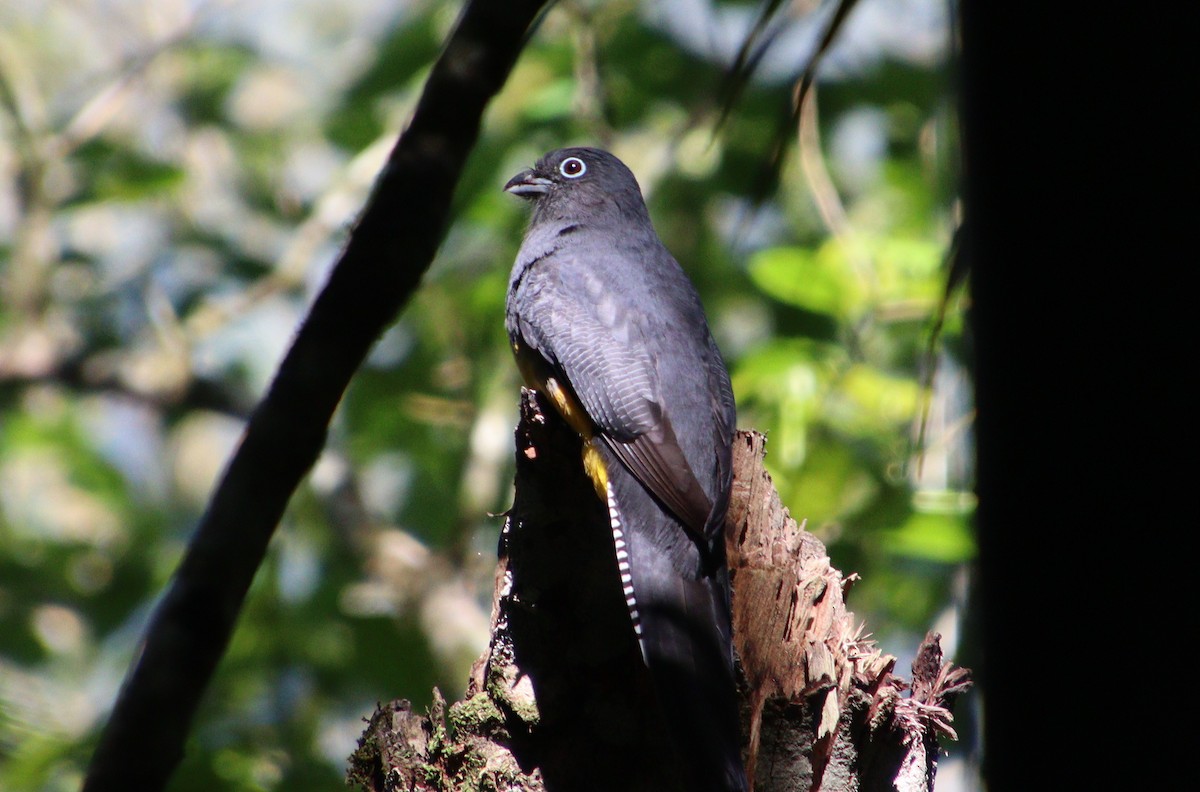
[961,3,1184,790]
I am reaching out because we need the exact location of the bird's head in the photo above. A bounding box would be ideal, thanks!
[504,147,649,222]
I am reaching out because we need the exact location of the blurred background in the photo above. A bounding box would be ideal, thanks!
[0,0,972,789]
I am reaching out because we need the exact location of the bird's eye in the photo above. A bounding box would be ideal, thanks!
[559,157,587,178]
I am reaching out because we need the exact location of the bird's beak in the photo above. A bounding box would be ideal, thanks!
[504,168,553,198]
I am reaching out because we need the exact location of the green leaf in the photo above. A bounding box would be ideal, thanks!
[732,339,839,468]
[785,434,878,528]
[71,139,185,203]
[175,43,255,125]
[880,511,976,563]
[523,78,578,122]
[747,243,867,319]
[836,363,921,432]
[872,234,943,304]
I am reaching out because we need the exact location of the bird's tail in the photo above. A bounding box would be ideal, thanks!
[604,469,748,792]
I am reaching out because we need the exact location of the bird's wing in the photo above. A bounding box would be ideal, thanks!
[604,412,714,537]
[703,331,738,538]
[513,259,719,538]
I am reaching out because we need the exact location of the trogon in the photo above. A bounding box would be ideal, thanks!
[504,147,747,792]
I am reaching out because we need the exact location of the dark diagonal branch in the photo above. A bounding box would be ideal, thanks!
[81,1,549,789]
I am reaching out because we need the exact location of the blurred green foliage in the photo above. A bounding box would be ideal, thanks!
[0,0,968,789]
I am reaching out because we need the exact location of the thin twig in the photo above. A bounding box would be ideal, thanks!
[797,85,874,293]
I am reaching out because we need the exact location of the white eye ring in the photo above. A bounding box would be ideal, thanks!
[559,157,587,178]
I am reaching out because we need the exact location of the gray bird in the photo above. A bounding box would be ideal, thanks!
[505,147,747,791]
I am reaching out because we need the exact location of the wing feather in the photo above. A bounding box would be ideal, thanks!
[510,243,732,542]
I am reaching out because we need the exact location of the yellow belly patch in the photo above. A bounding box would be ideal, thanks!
[513,340,607,501]
[581,438,608,502]
[543,376,594,439]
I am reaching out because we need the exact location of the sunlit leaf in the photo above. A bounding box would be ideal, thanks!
[776,434,877,530]
[880,511,976,563]
[747,243,868,319]
[523,78,577,121]
[837,363,921,430]
[872,234,944,304]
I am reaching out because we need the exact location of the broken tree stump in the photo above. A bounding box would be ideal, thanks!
[348,391,970,791]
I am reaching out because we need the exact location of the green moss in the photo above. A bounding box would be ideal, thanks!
[486,668,540,727]
[447,693,506,737]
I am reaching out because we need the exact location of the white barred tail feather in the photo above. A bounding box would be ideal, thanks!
[606,480,646,650]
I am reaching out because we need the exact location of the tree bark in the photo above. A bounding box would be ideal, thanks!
[349,392,970,792]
